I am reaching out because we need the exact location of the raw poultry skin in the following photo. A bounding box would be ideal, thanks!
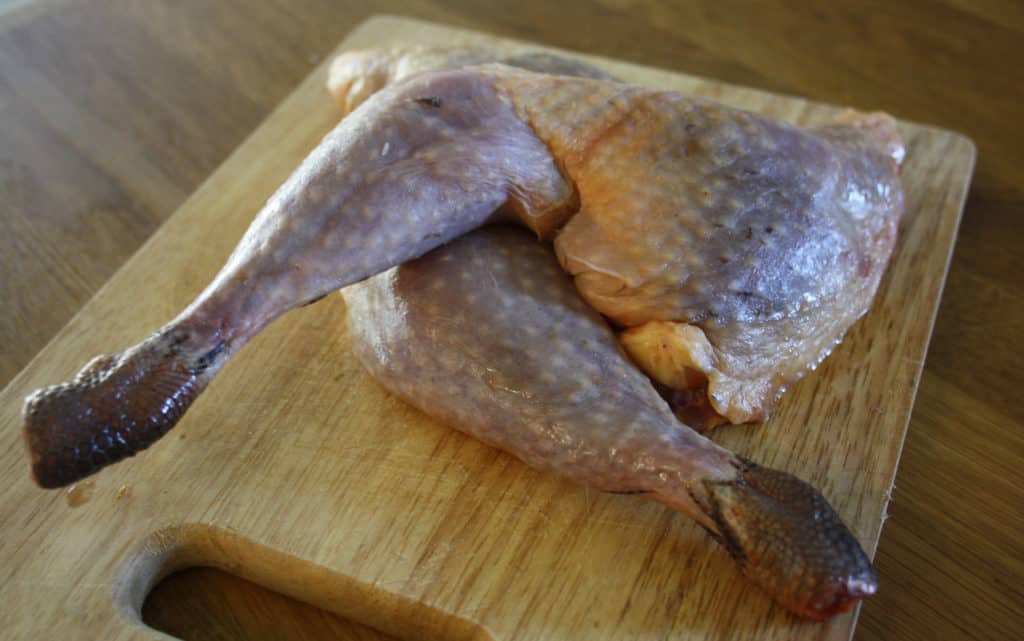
[544,94,903,424]
[329,48,905,425]
[327,45,616,115]
[345,225,877,620]
[19,49,904,619]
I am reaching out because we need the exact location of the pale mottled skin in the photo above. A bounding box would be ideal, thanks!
[345,225,736,494]
[344,226,877,619]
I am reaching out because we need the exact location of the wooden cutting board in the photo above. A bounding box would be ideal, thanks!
[0,15,975,641]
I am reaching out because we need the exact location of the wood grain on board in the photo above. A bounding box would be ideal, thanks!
[0,16,975,641]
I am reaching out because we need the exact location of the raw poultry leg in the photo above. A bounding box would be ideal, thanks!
[21,69,575,488]
[329,47,715,427]
[343,225,877,620]
[329,48,905,426]
[21,63,902,495]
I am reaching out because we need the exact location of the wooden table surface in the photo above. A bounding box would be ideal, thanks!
[0,2,1020,640]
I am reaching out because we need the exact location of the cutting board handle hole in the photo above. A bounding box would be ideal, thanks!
[115,524,496,641]
[143,567,398,640]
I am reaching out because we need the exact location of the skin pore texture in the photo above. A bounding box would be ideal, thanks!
[329,48,904,426]
[344,225,878,620]
[20,47,903,620]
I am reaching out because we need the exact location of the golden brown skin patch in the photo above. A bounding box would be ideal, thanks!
[492,70,903,423]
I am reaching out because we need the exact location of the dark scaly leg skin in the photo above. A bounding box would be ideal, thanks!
[23,328,227,488]
[694,459,877,619]
[344,226,876,620]
[21,69,574,488]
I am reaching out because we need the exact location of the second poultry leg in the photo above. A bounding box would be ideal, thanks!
[21,69,575,488]
[344,225,877,621]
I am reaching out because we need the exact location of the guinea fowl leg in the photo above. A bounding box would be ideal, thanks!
[327,49,905,428]
[21,70,575,488]
[22,59,902,497]
[343,225,877,620]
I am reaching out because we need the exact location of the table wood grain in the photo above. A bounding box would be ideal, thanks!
[0,2,1020,640]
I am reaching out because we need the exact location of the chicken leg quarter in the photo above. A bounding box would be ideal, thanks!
[344,225,877,620]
